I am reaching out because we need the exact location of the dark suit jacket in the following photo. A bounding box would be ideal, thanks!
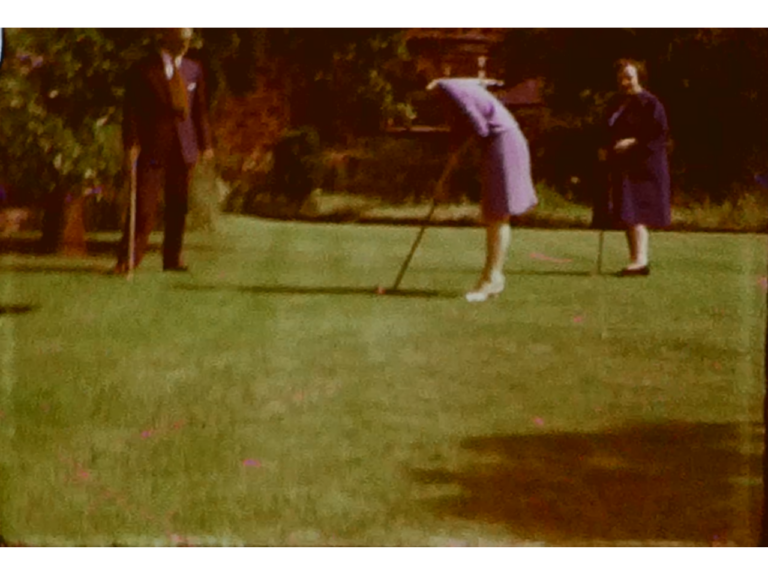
[122,53,212,166]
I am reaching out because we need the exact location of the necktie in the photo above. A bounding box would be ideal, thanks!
[169,62,189,120]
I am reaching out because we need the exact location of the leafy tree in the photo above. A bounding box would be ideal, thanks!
[261,29,410,141]
[502,28,768,201]
[0,28,152,248]
[0,28,413,240]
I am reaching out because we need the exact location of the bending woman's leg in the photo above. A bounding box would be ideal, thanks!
[466,217,511,302]
[484,218,511,281]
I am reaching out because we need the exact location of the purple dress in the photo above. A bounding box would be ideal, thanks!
[604,90,671,228]
[435,79,538,219]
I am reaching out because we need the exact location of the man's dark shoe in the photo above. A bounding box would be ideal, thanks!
[163,264,189,272]
[110,262,129,276]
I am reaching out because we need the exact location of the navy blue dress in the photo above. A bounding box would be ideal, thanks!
[596,90,671,229]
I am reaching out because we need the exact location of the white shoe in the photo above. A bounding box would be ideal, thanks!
[465,274,505,303]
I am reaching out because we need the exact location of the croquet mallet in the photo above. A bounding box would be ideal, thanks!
[127,155,138,281]
[388,139,473,292]
[595,229,605,275]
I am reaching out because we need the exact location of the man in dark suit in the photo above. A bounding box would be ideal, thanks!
[115,28,213,273]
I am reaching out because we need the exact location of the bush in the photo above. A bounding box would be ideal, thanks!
[319,135,481,204]
[187,162,229,232]
[270,126,322,206]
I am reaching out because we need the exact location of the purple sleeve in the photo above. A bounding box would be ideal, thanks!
[436,79,490,138]
[636,94,668,150]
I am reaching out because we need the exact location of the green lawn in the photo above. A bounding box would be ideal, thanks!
[0,215,765,546]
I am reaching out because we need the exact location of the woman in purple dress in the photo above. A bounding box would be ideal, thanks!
[429,78,538,302]
[602,59,671,276]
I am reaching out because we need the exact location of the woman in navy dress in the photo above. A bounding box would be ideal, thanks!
[602,59,671,276]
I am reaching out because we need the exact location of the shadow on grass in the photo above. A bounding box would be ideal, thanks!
[414,266,596,278]
[0,237,122,256]
[174,283,462,299]
[511,269,657,278]
[410,421,763,545]
[509,270,595,278]
[0,304,39,315]
[1,237,219,256]
[0,263,113,276]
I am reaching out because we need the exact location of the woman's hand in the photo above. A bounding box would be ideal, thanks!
[428,77,503,91]
[614,138,637,153]
[125,145,140,171]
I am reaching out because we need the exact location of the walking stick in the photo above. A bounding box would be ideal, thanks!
[596,229,605,275]
[127,157,137,281]
[389,139,472,292]
[593,149,611,277]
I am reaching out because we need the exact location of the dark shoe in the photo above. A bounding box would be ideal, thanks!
[619,265,650,277]
[163,264,189,272]
[110,262,129,276]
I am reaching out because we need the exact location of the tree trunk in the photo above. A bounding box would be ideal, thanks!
[39,189,87,255]
[39,189,65,253]
[60,194,87,256]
